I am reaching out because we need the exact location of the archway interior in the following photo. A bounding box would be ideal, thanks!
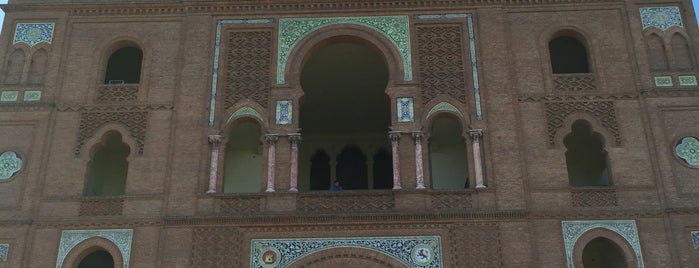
[428,116,469,189]
[582,237,628,268]
[299,41,391,191]
[77,250,115,268]
[224,120,263,193]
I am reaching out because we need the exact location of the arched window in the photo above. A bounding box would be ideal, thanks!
[309,150,331,190]
[646,34,668,71]
[336,145,368,190]
[77,249,115,268]
[549,36,590,74]
[85,131,130,196]
[582,237,628,268]
[5,49,25,84]
[428,116,469,189]
[223,121,263,193]
[670,33,693,70]
[104,47,143,84]
[564,120,610,187]
[28,48,48,84]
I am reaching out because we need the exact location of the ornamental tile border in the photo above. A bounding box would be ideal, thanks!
[691,231,699,249]
[426,102,464,120]
[227,106,265,124]
[0,243,8,262]
[675,136,699,167]
[56,229,133,268]
[654,76,673,87]
[561,220,643,268]
[0,151,23,181]
[397,97,415,122]
[678,75,698,86]
[23,90,42,101]
[209,18,275,126]
[415,14,483,120]
[1,91,19,102]
[640,7,682,30]
[278,16,412,84]
[275,100,293,125]
[250,236,442,268]
[13,23,55,47]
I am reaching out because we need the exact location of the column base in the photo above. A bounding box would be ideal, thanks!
[416,184,426,190]
[476,184,487,189]
[289,187,298,192]
[206,189,216,194]
[265,188,275,193]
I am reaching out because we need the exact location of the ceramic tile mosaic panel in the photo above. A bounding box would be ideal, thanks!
[275,100,293,125]
[427,102,464,120]
[1,91,19,102]
[0,151,22,180]
[23,90,42,101]
[250,236,442,268]
[654,76,673,87]
[0,244,8,261]
[56,229,133,268]
[209,18,274,126]
[397,97,415,122]
[13,23,55,47]
[692,231,699,249]
[228,106,264,124]
[640,7,683,30]
[675,136,699,167]
[278,16,411,84]
[678,75,697,86]
[562,220,643,268]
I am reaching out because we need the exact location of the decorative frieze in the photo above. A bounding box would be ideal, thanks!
[544,101,621,145]
[553,74,597,91]
[75,111,148,156]
[571,188,617,207]
[97,85,138,103]
[78,198,124,216]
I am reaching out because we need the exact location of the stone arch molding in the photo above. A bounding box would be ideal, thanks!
[561,220,644,268]
[56,229,133,268]
[277,16,412,84]
[251,236,442,267]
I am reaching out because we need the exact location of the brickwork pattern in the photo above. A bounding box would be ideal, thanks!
[297,193,394,212]
[191,227,243,268]
[544,101,621,145]
[78,198,124,216]
[75,111,148,156]
[416,24,467,104]
[553,74,597,91]
[217,196,262,214]
[431,191,473,211]
[96,85,139,103]
[449,223,503,267]
[571,189,617,207]
[224,30,273,109]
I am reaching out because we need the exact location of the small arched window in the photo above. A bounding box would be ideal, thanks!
[670,33,693,70]
[564,120,610,187]
[549,36,590,74]
[28,48,48,84]
[646,34,669,71]
[104,47,143,84]
[85,131,130,196]
[5,49,25,84]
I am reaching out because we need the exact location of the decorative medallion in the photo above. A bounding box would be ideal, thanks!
[397,97,414,122]
[562,220,644,268]
[0,151,22,180]
[675,136,699,167]
[278,16,411,84]
[678,75,698,86]
[23,90,42,101]
[275,100,292,125]
[654,76,673,87]
[56,229,133,268]
[13,23,55,47]
[0,243,8,262]
[1,91,19,102]
[640,7,683,30]
[250,236,442,268]
[691,231,699,249]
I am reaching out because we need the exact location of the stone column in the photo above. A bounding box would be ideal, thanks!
[469,129,486,189]
[413,132,426,189]
[265,134,278,192]
[288,134,301,192]
[389,131,402,190]
[206,135,222,194]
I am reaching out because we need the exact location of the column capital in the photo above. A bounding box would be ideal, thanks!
[468,129,483,141]
[289,133,302,145]
[208,134,222,146]
[412,131,423,142]
[389,131,401,142]
[265,134,279,145]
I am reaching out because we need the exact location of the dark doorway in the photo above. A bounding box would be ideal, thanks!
[336,145,368,190]
[78,250,115,268]
[582,237,628,268]
[310,150,331,190]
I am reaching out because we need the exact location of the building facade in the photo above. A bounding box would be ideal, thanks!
[0,0,698,267]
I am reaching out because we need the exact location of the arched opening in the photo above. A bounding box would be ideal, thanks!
[5,49,25,84]
[372,148,393,189]
[104,47,143,84]
[428,116,469,189]
[77,249,115,268]
[28,48,48,84]
[582,237,628,268]
[549,36,590,74]
[564,120,610,187]
[298,40,391,191]
[309,150,331,190]
[646,34,668,71]
[85,131,130,196]
[670,33,693,70]
[223,120,263,193]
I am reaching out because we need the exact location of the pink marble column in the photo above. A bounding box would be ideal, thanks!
[389,131,402,190]
[413,132,426,189]
[206,135,222,193]
[265,134,278,192]
[288,134,301,192]
[469,129,486,189]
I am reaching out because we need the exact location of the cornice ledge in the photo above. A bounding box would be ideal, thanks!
[517,93,639,102]
[641,88,699,98]
[56,103,174,112]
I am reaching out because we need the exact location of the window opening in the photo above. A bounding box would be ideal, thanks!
[564,120,610,187]
[104,47,143,84]
[549,36,590,74]
[85,131,130,196]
